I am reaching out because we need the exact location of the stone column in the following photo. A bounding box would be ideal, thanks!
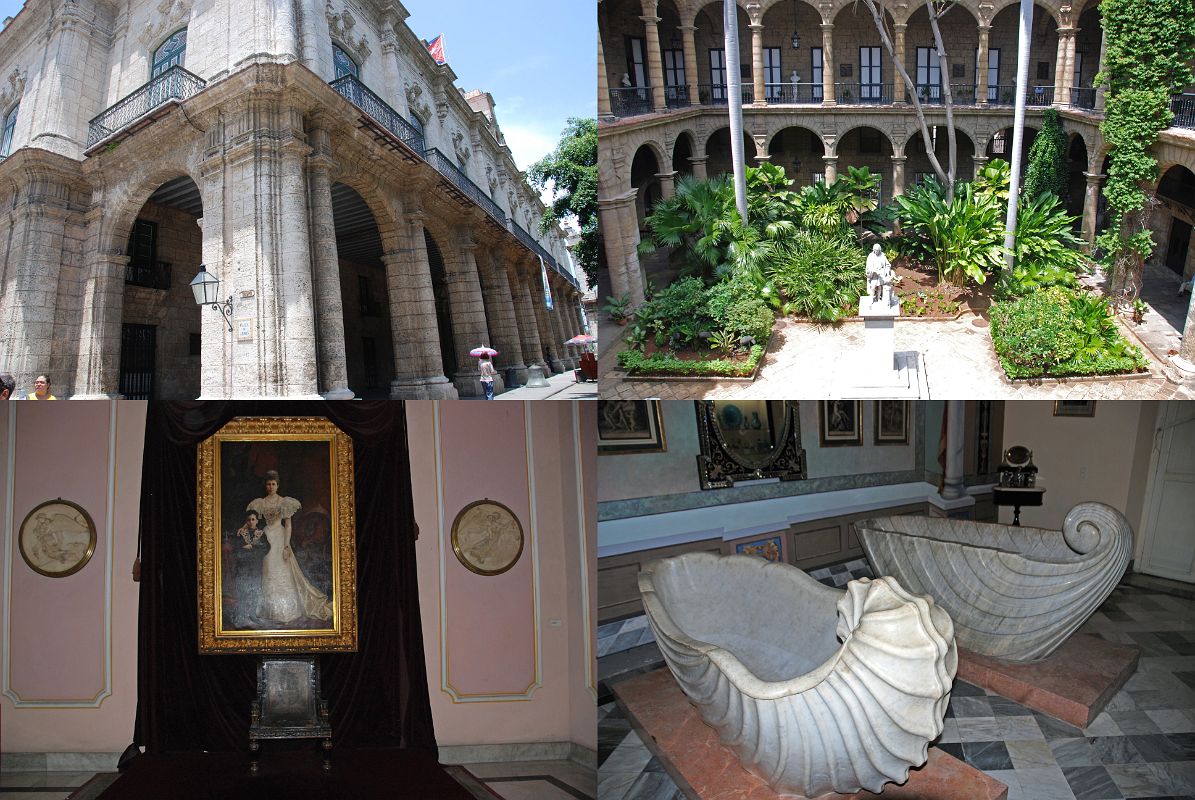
[823,155,838,183]
[477,246,528,387]
[977,24,991,106]
[893,23,907,104]
[641,9,667,112]
[510,265,546,369]
[1082,172,1105,245]
[689,156,708,179]
[821,23,836,107]
[750,23,766,106]
[890,155,907,198]
[1054,27,1076,106]
[549,284,573,370]
[656,171,678,199]
[384,197,457,399]
[598,193,646,306]
[273,137,321,397]
[679,25,699,103]
[306,127,354,399]
[598,31,613,121]
[443,224,495,397]
[72,215,126,399]
[941,400,966,501]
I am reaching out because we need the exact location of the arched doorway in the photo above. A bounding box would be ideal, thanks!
[836,126,893,199]
[704,127,756,178]
[768,126,825,187]
[119,175,203,399]
[906,129,977,185]
[631,143,663,226]
[424,229,458,382]
[673,131,695,177]
[331,182,396,398]
[1066,134,1089,220]
[986,126,1038,174]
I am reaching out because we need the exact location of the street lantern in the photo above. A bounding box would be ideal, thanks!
[791,31,800,49]
[190,265,233,330]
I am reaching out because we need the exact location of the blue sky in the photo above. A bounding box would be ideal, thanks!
[0,0,596,169]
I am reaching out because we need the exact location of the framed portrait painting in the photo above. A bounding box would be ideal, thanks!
[196,417,358,654]
[875,401,910,445]
[597,400,667,454]
[819,400,862,447]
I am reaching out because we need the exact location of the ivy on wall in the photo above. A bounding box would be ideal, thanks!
[1023,108,1069,204]
[1096,0,1195,287]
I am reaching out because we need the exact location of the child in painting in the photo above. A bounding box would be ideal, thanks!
[237,510,264,549]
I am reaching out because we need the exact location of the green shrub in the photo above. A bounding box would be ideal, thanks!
[629,277,710,348]
[1023,108,1069,203]
[990,287,1150,378]
[617,345,765,377]
[999,193,1088,298]
[763,231,867,322]
[704,278,775,341]
[893,180,1005,286]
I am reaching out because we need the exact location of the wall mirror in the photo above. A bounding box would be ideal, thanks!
[696,401,807,489]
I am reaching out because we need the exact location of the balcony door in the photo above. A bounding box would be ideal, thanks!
[625,37,647,87]
[811,47,823,101]
[152,29,187,78]
[916,47,941,101]
[860,46,882,100]
[709,49,726,100]
[119,324,157,400]
[663,49,685,102]
[763,47,782,100]
[976,47,999,101]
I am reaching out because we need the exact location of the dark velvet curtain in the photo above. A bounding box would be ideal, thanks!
[132,401,436,756]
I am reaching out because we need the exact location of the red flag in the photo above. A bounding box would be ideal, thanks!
[426,34,447,65]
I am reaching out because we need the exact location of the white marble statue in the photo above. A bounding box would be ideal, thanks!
[866,243,895,306]
[854,502,1132,662]
[789,69,801,85]
[639,553,956,797]
[620,72,632,88]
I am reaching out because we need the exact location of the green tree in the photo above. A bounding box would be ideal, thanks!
[1023,108,1069,203]
[1097,0,1195,291]
[527,118,598,287]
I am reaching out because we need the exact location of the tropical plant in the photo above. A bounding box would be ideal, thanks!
[999,192,1088,297]
[704,277,775,342]
[709,329,739,355]
[893,180,1005,286]
[1023,109,1069,203]
[602,293,631,322]
[527,118,598,286]
[795,166,883,234]
[1132,297,1149,323]
[973,158,1011,205]
[764,231,867,322]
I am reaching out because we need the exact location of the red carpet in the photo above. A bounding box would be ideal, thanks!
[96,748,477,799]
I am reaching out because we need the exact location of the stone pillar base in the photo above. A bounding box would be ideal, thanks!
[548,358,565,374]
[321,388,356,400]
[389,376,459,400]
[503,364,530,388]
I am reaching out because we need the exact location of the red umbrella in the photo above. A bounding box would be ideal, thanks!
[469,346,498,358]
[564,334,597,346]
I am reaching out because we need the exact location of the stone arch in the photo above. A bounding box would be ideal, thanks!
[683,0,752,29]
[758,0,825,26]
[703,126,759,177]
[1065,131,1089,218]
[904,127,978,183]
[631,142,665,224]
[99,161,205,257]
[986,0,1063,28]
[983,124,1039,172]
[672,129,697,176]
[766,124,827,187]
[831,123,895,157]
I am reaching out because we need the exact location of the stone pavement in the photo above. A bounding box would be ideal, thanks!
[494,368,598,400]
[599,312,1195,401]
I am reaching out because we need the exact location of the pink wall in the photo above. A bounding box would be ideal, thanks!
[409,401,596,750]
[1,401,146,752]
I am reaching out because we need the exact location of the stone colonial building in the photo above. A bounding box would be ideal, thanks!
[0,0,585,398]
[598,0,1195,362]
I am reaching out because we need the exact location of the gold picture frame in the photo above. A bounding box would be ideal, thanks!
[196,417,358,654]
[18,498,97,578]
[450,499,525,576]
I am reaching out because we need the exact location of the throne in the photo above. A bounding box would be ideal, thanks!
[249,655,332,774]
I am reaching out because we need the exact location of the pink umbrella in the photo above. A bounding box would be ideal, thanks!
[564,334,597,346]
[469,346,498,358]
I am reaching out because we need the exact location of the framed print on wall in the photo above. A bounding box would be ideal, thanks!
[597,400,667,454]
[196,417,358,654]
[819,400,863,447]
[875,401,910,445]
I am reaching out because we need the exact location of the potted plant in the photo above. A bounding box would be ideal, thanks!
[603,293,632,325]
[1131,297,1148,324]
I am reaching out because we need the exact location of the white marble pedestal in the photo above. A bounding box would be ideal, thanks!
[834,295,928,398]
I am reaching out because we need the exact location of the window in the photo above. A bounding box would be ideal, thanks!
[860,46,882,100]
[763,47,782,100]
[811,47,823,101]
[409,113,424,137]
[709,49,726,100]
[333,44,359,80]
[152,29,187,78]
[663,49,685,88]
[1073,51,1084,90]
[358,275,373,316]
[626,37,646,86]
[0,103,17,157]
[916,47,941,101]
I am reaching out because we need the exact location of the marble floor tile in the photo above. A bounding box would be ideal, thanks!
[957,717,1004,742]
[1015,765,1080,800]
[1038,714,1089,740]
[489,779,578,800]
[1104,762,1171,798]
[600,734,654,776]
[598,769,638,800]
[1109,711,1163,735]
[1127,734,1187,763]
[1170,733,1195,760]
[984,769,1021,800]
[990,696,1035,717]
[1061,764,1124,800]
[951,681,987,697]
[1148,709,1195,733]
[1050,738,1101,768]
[621,772,682,800]
[1000,715,1046,741]
[1006,738,1058,770]
[1150,759,1195,795]
[1084,712,1125,738]
[952,696,994,718]
[963,741,1014,771]
[1086,736,1145,766]
[935,718,960,744]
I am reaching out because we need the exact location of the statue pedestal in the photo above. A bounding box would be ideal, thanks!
[835,297,927,398]
[859,295,899,376]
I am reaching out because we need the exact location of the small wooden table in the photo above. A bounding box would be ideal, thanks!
[992,486,1045,526]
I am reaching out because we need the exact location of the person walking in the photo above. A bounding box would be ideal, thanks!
[479,355,497,400]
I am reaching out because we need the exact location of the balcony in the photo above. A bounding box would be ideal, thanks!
[835,83,894,105]
[664,85,690,109]
[1172,94,1195,129]
[1071,87,1098,110]
[764,83,821,104]
[330,75,425,157]
[125,260,172,291]
[986,85,1055,107]
[423,147,505,226]
[610,87,654,118]
[511,221,579,290]
[87,66,206,149]
[697,84,755,105]
[912,84,980,106]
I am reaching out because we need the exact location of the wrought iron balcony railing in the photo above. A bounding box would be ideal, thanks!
[986,85,1055,106]
[609,87,654,117]
[664,85,690,109]
[764,83,821,104]
[510,221,578,289]
[423,147,505,225]
[331,74,425,154]
[911,84,979,106]
[836,83,894,105]
[125,260,172,290]
[697,84,754,105]
[87,66,206,148]
[1071,87,1098,110]
[1172,94,1195,129]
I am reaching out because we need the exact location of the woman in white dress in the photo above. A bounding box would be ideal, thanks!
[248,470,333,625]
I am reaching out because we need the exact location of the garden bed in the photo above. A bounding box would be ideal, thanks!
[616,333,772,381]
